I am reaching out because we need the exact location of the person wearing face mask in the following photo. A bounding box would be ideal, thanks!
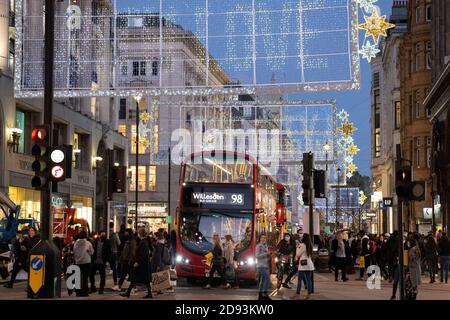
[89,231,111,294]
[331,231,351,282]
[276,233,296,289]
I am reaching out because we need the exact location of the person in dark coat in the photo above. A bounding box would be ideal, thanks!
[89,231,111,294]
[4,231,29,288]
[275,233,296,288]
[113,228,136,291]
[120,228,153,298]
[438,232,450,283]
[424,234,438,283]
[152,232,167,273]
[28,227,41,250]
[385,231,399,282]
[358,234,371,280]
[331,231,351,282]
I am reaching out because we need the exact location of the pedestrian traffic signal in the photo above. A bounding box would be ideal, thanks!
[314,170,326,198]
[49,145,72,182]
[302,152,314,205]
[31,125,50,189]
[395,165,411,201]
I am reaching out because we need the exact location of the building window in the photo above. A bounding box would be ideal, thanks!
[153,125,159,155]
[131,125,147,154]
[129,17,143,28]
[375,129,381,157]
[427,147,431,168]
[121,64,128,76]
[148,166,156,191]
[373,72,380,88]
[118,124,126,137]
[133,61,139,76]
[73,132,89,170]
[426,41,432,70]
[426,3,431,21]
[119,99,127,119]
[129,166,146,191]
[152,61,158,76]
[243,107,252,118]
[416,148,420,168]
[414,90,421,119]
[415,43,422,71]
[374,89,380,110]
[409,95,413,123]
[395,101,401,129]
[140,61,146,76]
[415,2,421,23]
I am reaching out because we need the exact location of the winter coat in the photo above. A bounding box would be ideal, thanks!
[119,236,137,264]
[408,246,421,288]
[92,237,112,265]
[152,240,166,272]
[131,238,152,284]
[438,237,450,256]
[360,237,370,256]
[224,240,235,267]
[255,242,270,269]
[276,239,295,256]
[424,237,438,260]
[28,235,41,251]
[385,236,399,262]
[73,239,94,265]
[211,244,224,265]
[331,238,352,265]
[295,243,315,271]
[13,238,29,265]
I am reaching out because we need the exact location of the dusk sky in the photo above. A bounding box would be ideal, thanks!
[118,0,395,177]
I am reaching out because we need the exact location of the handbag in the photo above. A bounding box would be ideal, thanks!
[359,256,365,268]
[169,267,178,281]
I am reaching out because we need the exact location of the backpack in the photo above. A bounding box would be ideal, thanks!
[162,245,171,265]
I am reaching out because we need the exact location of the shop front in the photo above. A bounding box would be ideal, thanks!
[8,186,41,222]
[128,202,169,233]
[70,195,93,231]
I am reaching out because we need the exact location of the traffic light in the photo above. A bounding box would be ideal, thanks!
[31,125,50,189]
[314,170,326,198]
[302,152,314,205]
[395,165,412,201]
[49,145,73,182]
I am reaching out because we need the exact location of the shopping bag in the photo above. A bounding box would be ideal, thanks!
[204,252,213,267]
[152,269,171,292]
[16,269,28,280]
[169,267,178,281]
[403,250,409,267]
[7,261,14,273]
[359,256,365,268]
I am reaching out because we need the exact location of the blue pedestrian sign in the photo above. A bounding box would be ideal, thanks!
[31,257,43,271]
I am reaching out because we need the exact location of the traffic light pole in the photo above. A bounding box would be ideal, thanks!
[398,200,405,300]
[309,168,314,245]
[41,0,55,242]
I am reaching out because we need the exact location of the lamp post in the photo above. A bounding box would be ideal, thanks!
[323,142,331,231]
[134,94,142,231]
[336,167,341,231]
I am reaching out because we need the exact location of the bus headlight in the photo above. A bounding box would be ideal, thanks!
[247,257,255,265]
[185,259,190,264]
[176,255,183,263]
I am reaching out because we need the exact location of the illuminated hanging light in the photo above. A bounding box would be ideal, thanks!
[359,41,380,63]
[358,0,378,13]
[338,119,358,138]
[347,144,360,156]
[358,9,395,44]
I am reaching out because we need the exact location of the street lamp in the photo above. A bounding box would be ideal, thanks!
[134,94,142,232]
[323,142,331,231]
[336,167,341,231]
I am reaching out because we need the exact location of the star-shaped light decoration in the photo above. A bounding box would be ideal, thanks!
[359,192,368,205]
[140,111,151,124]
[359,41,381,63]
[347,143,361,156]
[359,0,378,13]
[140,139,150,150]
[337,109,349,121]
[338,119,358,138]
[347,163,357,174]
[346,136,355,145]
[345,155,354,163]
[358,9,395,44]
[346,172,353,179]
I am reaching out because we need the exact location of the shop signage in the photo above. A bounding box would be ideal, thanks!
[383,197,393,208]
[423,208,432,220]
[366,213,376,217]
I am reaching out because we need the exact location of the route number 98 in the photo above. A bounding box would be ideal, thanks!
[231,194,243,204]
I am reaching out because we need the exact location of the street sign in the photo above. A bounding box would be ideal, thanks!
[29,255,45,294]
[383,197,393,207]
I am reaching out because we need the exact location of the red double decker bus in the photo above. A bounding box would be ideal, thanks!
[174,150,284,282]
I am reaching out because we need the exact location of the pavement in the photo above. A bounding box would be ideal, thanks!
[1,270,449,300]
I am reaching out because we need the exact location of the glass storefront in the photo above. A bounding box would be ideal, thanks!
[8,186,41,222]
[128,202,168,233]
[70,195,93,229]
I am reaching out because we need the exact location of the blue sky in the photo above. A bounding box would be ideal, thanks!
[119,0,394,177]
